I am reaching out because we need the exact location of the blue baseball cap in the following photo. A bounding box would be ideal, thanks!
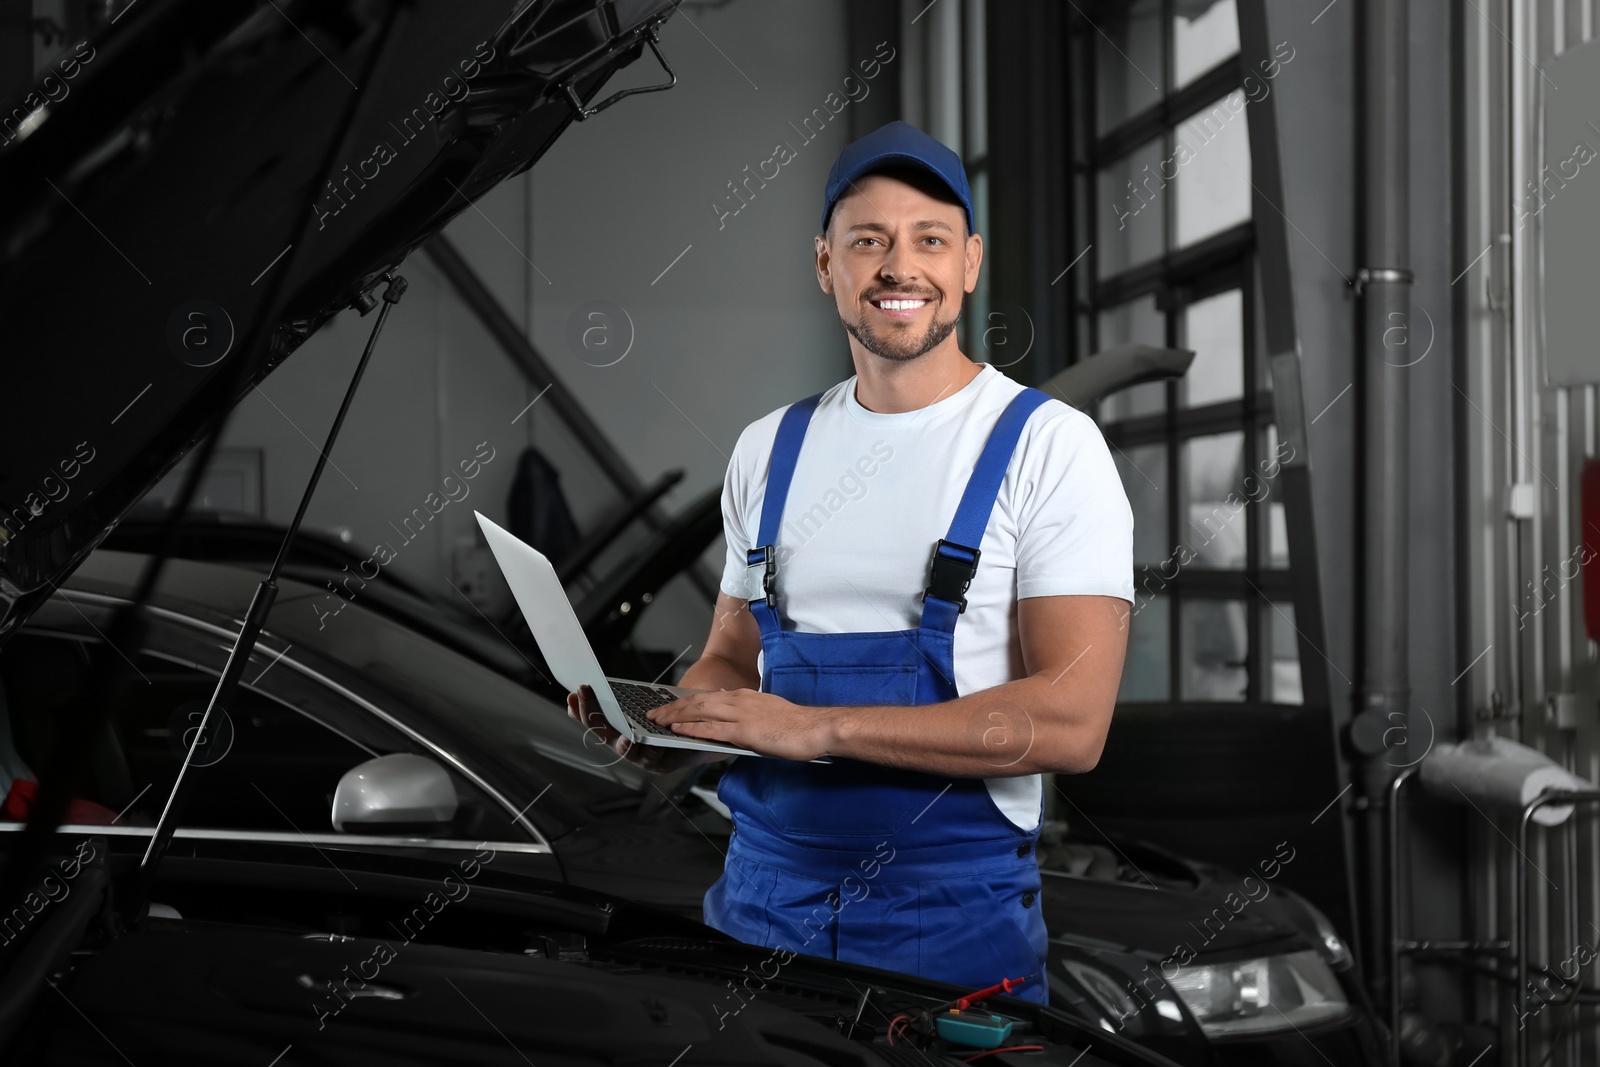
[821,120,974,236]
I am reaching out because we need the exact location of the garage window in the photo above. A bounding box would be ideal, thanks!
[1067,0,1299,706]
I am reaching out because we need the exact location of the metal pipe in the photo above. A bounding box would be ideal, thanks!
[1507,0,1538,744]
[1515,790,1600,1067]
[1354,0,1413,1039]
[1388,765,1419,1067]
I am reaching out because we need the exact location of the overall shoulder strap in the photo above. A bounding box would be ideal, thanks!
[921,387,1053,630]
[755,391,825,551]
[745,391,825,633]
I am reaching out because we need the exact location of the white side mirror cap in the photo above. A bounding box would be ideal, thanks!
[332,753,457,832]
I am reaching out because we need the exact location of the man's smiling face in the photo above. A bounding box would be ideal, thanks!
[817,168,982,364]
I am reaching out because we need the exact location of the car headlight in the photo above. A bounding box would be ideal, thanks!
[1062,959,1144,1028]
[1165,950,1349,1037]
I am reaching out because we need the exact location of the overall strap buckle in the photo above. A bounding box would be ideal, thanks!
[924,539,980,614]
[746,544,778,609]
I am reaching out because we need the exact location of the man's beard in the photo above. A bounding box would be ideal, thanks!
[842,302,959,363]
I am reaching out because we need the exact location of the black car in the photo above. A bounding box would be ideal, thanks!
[0,564,1172,1065]
[1,550,725,917]
[1033,831,1386,1066]
[2,829,1180,1065]
[4,548,1383,1065]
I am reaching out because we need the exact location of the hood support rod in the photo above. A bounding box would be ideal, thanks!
[125,273,409,922]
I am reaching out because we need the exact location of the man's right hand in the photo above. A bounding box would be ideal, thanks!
[570,592,759,775]
[566,684,709,774]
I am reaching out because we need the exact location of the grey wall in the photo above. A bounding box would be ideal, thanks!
[1255,0,1463,1025]
[525,0,866,523]
[217,238,533,610]
[1256,0,1360,758]
[1258,0,1458,775]
[213,0,876,657]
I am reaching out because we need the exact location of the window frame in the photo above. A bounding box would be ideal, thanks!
[1068,0,1297,707]
[6,597,556,851]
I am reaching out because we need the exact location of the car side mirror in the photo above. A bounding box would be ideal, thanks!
[332,753,458,834]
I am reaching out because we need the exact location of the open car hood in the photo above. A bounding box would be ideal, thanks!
[0,0,679,640]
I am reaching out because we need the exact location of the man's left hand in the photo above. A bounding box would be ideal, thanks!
[647,689,834,762]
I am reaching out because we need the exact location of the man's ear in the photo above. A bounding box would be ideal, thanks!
[815,233,834,294]
[964,231,983,294]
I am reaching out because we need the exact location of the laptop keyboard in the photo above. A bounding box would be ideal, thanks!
[611,682,681,736]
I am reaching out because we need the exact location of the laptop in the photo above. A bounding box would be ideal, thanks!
[475,511,815,760]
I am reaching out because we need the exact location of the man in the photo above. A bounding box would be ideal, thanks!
[567,120,1133,1006]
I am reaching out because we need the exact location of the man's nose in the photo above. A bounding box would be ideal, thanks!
[880,241,916,282]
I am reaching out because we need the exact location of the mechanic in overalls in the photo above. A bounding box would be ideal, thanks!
[566,121,1133,1007]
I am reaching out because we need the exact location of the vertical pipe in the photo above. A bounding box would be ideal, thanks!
[1508,1,1536,1062]
[1565,804,1580,1065]
[1496,18,1524,1050]
[1388,767,1419,1066]
[1519,805,1533,1067]
[1353,0,1413,1040]
[1362,0,1412,739]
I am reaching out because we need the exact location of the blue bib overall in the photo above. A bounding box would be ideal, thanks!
[704,385,1054,1006]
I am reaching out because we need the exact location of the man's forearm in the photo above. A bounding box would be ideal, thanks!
[678,651,760,692]
[821,675,1108,778]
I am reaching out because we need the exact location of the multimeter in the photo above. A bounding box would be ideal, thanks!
[934,1009,1016,1049]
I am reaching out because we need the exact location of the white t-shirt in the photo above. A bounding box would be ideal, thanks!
[718,363,1135,831]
